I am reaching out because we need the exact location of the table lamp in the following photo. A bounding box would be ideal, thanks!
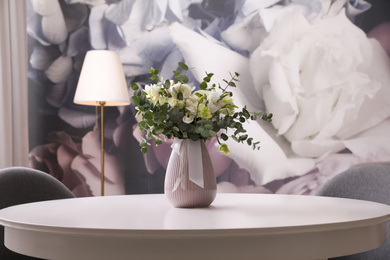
[74,50,130,196]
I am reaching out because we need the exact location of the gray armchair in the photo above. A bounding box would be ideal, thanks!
[0,167,75,259]
[315,164,390,259]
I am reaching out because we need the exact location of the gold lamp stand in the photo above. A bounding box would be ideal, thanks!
[99,101,106,196]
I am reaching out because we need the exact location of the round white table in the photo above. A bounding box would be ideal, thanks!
[1,193,390,260]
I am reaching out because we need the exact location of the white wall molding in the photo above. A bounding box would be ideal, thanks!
[0,0,29,167]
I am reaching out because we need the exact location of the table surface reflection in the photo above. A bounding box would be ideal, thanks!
[1,193,390,260]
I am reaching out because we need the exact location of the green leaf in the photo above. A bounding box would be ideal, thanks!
[134,89,142,97]
[131,83,139,90]
[243,109,250,119]
[155,139,162,145]
[177,122,189,132]
[132,96,140,105]
[177,92,183,100]
[239,134,248,141]
[199,82,207,90]
[195,125,204,133]
[141,147,147,154]
[144,112,153,121]
[220,133,228,141]
[201,130,210,138]
[228,81,236,87]
[164,80,171,89]
[208,130,216,137]
[139,121,146,128]
[153,128,164,135]
[189,133,199,141]
[182,75,189,83]
[174,75,189,83]
[178,62,189,71]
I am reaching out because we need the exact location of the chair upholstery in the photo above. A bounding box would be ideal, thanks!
[315,164,390,259]
[0,166,75,259]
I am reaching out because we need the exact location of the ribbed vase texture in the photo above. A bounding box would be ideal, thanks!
[165,139,217,208]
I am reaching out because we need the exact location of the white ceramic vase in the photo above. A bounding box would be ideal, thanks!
[164,139,217,208]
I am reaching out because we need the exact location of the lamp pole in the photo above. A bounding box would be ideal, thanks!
[99,101,106,196]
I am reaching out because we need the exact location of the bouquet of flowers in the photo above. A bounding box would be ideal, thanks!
[131,62,272,154]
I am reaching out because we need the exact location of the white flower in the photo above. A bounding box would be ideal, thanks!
[207,91,225,114]
[167,97,178,107]
[170,83,193,100]
[183,113,195,124]
[144,84,162,102]
[251,9,390,157]
[185,98,198,114]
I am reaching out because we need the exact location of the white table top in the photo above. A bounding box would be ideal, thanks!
[1,193,390,260]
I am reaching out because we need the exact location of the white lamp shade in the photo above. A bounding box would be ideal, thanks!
[74,50,130,106]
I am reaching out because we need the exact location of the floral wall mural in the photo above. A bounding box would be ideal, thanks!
[27,0,390,197]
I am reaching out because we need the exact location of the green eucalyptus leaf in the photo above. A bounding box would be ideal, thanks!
[164,80,171,89]
[182,75,189,83]
[208,130,216,137]
[139,121,146,127]
[201,130,210,138]
[228,81,236,87]
[132,96,140,105]
[239,134,248,141]
[189,133,199,141]
[144,112,153,121]
[177,92,183,100]
[131,83,139,90]
[174,75,189,83]
[178,62,189,71]
[220,133,228,141]
[153,128,164,135]
[199,82,207,89]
